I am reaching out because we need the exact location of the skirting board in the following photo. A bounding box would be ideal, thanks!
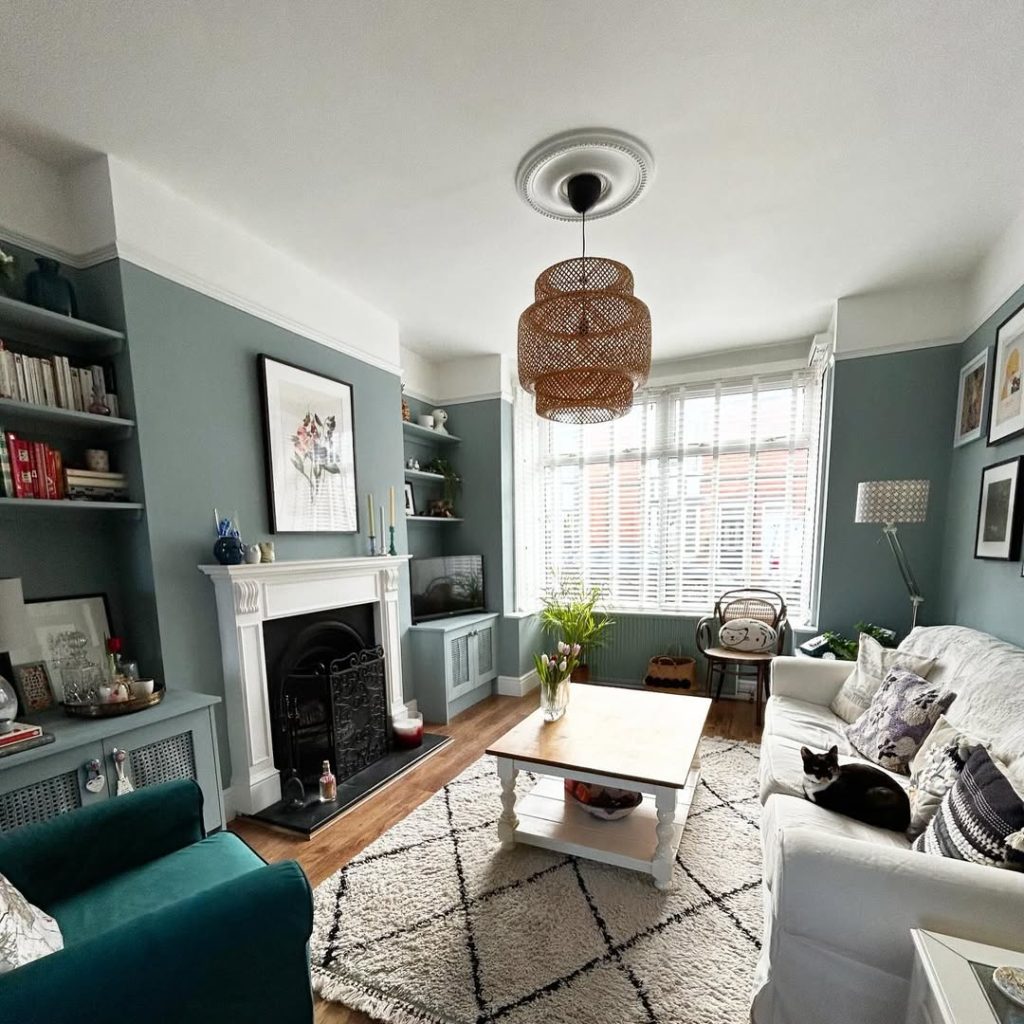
[496,670,539,697]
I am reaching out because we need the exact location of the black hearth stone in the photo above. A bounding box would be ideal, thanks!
[250,733,451,837]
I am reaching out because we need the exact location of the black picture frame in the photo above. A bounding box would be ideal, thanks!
[404,482,416,516]
[258,354,359,534]
[974,456,1024,561]
[987,299,1024,446]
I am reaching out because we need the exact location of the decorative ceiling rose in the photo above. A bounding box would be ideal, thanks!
[515,128,655,222]
[517,156,653,424]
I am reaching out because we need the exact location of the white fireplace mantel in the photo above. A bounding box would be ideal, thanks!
[199,556,411,815]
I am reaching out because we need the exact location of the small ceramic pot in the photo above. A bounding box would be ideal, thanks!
[132,679,155,698]
[213,536,245,565]
[259,541,275,563]
[85,449,110,472]
[244,544,262,564]
[417,414,435,428]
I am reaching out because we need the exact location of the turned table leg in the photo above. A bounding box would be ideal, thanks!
[652,787,678,890]
[496,757,519,849]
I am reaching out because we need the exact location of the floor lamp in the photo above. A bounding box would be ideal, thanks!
[854,480,930,630]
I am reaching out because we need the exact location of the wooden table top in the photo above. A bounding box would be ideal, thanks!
[486,684,711,789]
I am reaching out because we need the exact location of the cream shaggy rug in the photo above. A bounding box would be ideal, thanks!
[311,737,762,1024]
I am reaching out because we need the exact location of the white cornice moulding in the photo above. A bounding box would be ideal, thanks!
[834,335,961,361]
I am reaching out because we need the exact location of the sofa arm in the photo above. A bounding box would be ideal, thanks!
[768,802,1024,981]
[0,780,205,907]
[770,656,852,706]
[0,860,314,1024]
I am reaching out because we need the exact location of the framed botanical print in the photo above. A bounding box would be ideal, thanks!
[988,302,1024,445]
[974,457,1023,560]
[259,355,358,533]
[953,347,990,447]
[7,594,112,702]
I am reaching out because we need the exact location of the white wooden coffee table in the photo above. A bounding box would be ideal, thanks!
[486,684,710,889]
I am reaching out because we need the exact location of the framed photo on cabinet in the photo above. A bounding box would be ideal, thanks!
[258,355,359,533]
[974,457,1023,560]
[954,347,990,447]
[988,302,1024,445]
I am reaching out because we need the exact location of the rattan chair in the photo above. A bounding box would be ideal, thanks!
[695,589,787,726]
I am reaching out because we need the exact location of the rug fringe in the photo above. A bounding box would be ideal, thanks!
[312,966,445,1024]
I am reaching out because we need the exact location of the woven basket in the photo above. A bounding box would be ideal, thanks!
[644,655,696,689]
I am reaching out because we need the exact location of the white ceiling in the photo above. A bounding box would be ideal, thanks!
[1,0,1023,360]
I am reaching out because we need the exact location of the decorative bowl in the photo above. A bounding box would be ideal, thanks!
[994,965,1024,1009]
[564,779,643,820]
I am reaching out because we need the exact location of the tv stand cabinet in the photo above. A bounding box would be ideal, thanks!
[410,612,499,724]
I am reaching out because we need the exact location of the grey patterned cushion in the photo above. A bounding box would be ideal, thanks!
[913,747,1024,870]
[906,715,989,837]
[0,872,63,973]
[829,633,936,724]
[845,668,955,774]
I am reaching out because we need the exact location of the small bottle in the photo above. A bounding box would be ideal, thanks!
[319,760,337,803]
[106,636,123,683]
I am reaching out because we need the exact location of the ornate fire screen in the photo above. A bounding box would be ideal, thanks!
[329,646,389,782]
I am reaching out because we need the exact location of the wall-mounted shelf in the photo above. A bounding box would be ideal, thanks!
[406,515,464,523]
[404,468,445,483]
[402,421,461,445]
[0,398,135,439]
[0,497,144,515]
[0,296,125,358]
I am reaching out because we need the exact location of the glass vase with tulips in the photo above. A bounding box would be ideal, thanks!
[534,641,580,722]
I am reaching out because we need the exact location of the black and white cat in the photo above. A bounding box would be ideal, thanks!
[800,745,910,832]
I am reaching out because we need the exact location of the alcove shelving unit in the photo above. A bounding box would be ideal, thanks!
[402,418,462,536]
[0,294,144,517]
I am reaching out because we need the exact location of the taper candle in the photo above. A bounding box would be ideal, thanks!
[389,486,395,528]
[379,505,386,550]
[367,493,375,536]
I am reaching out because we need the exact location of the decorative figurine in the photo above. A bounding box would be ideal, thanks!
[244,544,262,564]
[401,382,411,422]
[431,408,449,434]
[25,257,78,317]
[259,541,276,563]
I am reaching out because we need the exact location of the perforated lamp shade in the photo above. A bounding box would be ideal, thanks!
[854,480,930,525]
[518,256,651,423]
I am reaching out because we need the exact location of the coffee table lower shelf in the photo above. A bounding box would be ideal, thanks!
[497,763,700,888]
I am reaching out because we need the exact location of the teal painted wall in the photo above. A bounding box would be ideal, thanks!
[817,345,960,638]
[936,283,1024,646]
[117,261,409,782]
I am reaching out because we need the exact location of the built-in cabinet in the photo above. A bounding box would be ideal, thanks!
[410,612,499,724]
[0,691,223,834]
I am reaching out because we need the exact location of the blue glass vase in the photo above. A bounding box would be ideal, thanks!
[25,258,78,317]
[213,536,245,565]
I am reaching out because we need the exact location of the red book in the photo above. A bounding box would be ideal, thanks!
[5,433,33,498]
[30,442,46,499]
[0,723,42,747]
[52,449,64,499]
[42,446,59,500]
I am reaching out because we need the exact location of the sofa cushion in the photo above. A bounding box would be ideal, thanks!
[0,872,63,973]
[829,633,935,723]
[49,832,263,945]
[846,668,955,774]
[761,794,911,891]
[764,695,851,748]
[913,747,1024,870]
[898,626,1024,774]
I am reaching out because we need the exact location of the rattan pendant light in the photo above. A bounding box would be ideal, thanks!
[518,172,651,423]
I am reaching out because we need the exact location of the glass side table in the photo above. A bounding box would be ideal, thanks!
[906,930,1024,1024]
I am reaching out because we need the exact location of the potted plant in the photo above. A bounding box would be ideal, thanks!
[533,641,579,721]
[538,578,614,682]
[424,457,461,513]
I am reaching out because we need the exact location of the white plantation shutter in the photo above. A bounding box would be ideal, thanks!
[514,368,824,624]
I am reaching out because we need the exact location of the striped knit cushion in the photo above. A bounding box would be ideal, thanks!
[913,747,1024,870]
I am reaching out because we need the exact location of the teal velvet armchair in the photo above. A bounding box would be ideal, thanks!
[0,780,314,1024]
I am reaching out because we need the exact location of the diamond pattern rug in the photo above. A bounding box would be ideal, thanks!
[311,737,762,1024]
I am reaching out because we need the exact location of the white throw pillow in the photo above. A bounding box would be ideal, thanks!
[0,872,63,974]
[829,634,936,724]
[719,618,777,653]
[907,715,989,837]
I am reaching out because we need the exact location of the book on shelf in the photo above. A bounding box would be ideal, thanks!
[0,340,118,415]
[0,722,42,748]
[0,731,55,759]
[0,429,71,500]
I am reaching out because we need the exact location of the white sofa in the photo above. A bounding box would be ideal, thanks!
[751,625,1024,1024]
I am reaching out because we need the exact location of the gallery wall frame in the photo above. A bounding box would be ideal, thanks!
[974,456,1023,561]
[987,301,1024,446]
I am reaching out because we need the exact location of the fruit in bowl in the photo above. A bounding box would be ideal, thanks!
[564,779,643,820]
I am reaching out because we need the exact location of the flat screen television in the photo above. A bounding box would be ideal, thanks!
[410,555,485,623]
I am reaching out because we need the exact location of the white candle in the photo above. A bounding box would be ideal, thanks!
[379,505,386,547]
[367,493,375,536]
[389,486,396,528]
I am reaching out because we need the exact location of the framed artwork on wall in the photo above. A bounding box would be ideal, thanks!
[7,594,113,702]
[974,457,1023,560]
[953,347,990,447]
[259,355,359,533]
[988,301,1024,445]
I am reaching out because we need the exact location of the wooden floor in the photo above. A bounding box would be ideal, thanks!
[233,687,762,1024]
